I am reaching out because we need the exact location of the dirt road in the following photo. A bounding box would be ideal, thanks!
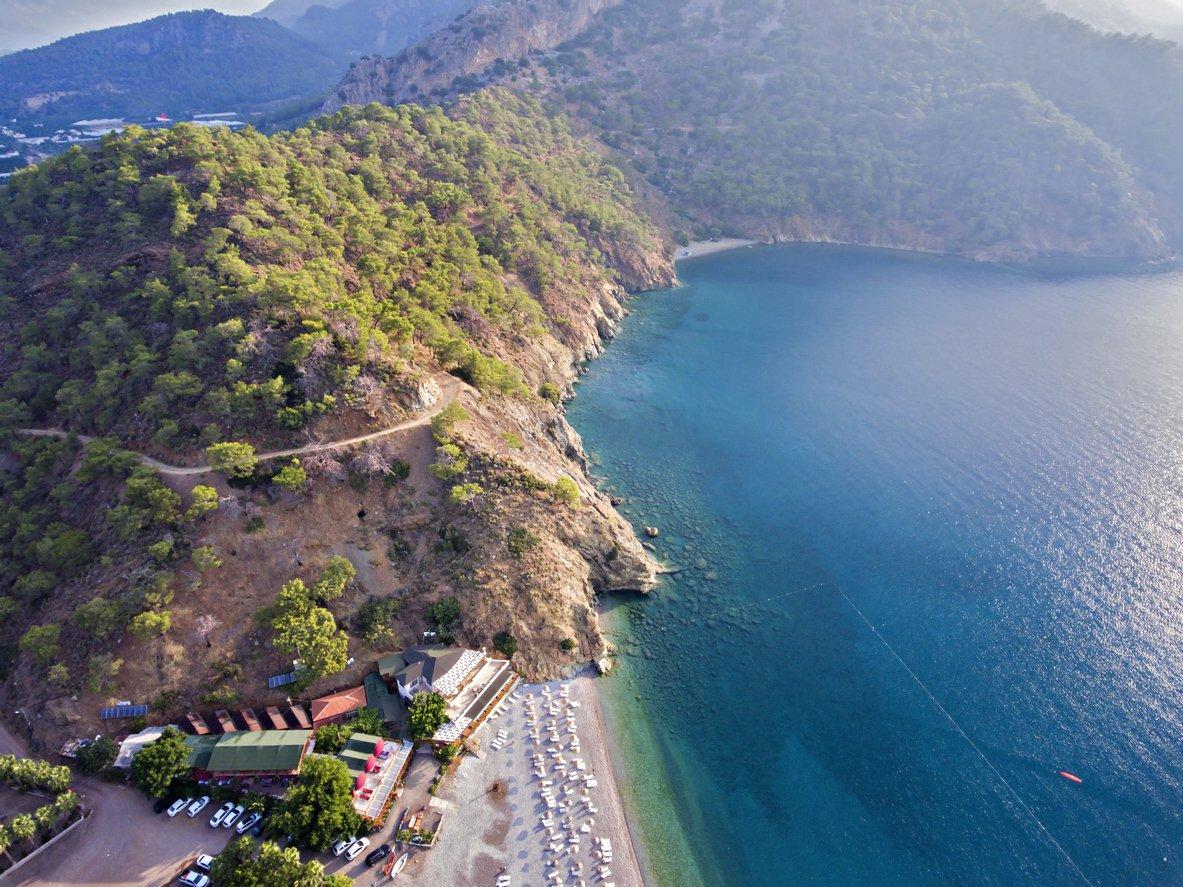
[18,376,464,477]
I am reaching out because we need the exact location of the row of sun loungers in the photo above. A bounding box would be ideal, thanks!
[518,686,617,886]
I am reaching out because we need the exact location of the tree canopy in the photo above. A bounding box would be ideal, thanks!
[269,755,362,852]
[271,578,349,682]
[407,691,449,740]
[211,836,352,887]
[130,726,191,798]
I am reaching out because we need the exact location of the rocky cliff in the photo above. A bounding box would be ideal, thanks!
[323,0,621,111]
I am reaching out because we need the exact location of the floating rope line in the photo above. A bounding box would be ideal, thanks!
[836,587,1093,886]
[677,580,831,623]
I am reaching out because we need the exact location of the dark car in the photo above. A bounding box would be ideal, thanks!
[250,818,267,837]
[364,844,392,867]
[153,797,174,814]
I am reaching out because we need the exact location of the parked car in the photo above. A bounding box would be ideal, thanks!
[345,837,370,861]
[332,836,356,857]
[166,798,188,817]
[222,804,244,829]
[209,801,235,828]
[179,872,210,887]
[250,817,267,838]
[194,855,215,872]
[364,843,392,867]
[186,796,210,818]
[235,811,262,835]
[154,797,173,814]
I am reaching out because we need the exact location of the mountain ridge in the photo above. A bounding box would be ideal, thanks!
[0,10,341,126]
[325,0,1183,261]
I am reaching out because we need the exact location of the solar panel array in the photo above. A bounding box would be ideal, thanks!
[268,671,298,689]
[100,704,149,720]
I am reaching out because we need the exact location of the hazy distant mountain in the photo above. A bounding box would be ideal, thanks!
[0,10,340,125]
[253,0,349,28]
[0,1,265,56]
[1042,0,1183,38]
[330,0,1183,261]
[264,0,486,59]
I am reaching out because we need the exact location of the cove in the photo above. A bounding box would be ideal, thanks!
[567,244,1183,886]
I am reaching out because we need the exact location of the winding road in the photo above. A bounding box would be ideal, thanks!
[17,376,464,477]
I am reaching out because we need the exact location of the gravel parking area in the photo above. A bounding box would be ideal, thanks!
[8,783,237,887]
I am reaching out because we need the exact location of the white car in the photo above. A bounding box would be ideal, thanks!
[235,812,262,835]
[345,837,371,861]
[209,801,234,827]
[186,796,210,818]
[179,872,210,887]
[194,855,215,872]
[166,798,188,818]
[222,804,245,829]
[332,836,356,857]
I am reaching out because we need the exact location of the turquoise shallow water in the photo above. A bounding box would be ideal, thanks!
[568,245,1183,887]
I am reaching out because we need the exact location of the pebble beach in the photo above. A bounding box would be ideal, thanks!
[410,673,645,887]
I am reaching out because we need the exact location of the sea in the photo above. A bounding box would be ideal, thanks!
[567,244,1183,887]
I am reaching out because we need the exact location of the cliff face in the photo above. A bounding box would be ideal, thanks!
[323,0,621,111]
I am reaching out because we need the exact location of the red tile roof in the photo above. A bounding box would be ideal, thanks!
[310,686,368,726]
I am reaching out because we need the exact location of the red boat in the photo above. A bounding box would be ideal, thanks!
[1058,770,1083,784]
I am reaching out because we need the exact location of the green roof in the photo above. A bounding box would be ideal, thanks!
[338,732,383,775]
[377,653,406,678]
[185,729,311,774]
[185,734,220,771]
[364,671,403,725]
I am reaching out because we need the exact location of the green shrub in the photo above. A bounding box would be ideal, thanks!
[551,476,580,506]
[507,526,538,558]
[539,382,562,404]
[206,442,258,478]
[493,631,518,658]
[430,402,469,443]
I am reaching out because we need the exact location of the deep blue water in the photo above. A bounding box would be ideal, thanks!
[567,245,1183,887]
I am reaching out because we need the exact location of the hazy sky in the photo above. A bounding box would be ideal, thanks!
[0,1,270,54]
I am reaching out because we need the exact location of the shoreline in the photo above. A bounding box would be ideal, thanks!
[589,671,656,887]
[674,238,756,261]
[411,673,645,887]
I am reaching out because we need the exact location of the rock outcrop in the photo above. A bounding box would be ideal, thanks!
[323,0,620,111]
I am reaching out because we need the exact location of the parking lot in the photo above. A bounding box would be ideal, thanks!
[8,781,238,887]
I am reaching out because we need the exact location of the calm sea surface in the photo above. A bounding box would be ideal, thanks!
[567,245,1183,887]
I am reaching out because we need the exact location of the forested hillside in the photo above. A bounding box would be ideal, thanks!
[0,11,341,127]
[527,0,1183,257]
[0,91,670,743]
[332,0,1183,259]
[0,91,658,448]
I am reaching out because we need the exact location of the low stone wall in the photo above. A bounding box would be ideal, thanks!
[0,807,90,881]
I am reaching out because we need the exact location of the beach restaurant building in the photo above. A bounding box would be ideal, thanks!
[337,732,413,822]
[184,729,313,780]
[381,645,486,701]
[378,644,518,744]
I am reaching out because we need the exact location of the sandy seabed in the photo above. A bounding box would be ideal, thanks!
[405,674,645,887]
